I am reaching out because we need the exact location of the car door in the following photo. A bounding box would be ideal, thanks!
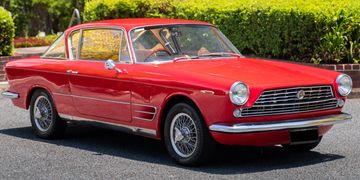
[67,27,133,122]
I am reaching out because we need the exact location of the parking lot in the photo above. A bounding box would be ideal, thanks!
[0,97,359,179]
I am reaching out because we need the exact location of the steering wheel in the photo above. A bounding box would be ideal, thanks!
[144,49,171,62]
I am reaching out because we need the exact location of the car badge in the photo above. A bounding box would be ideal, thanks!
[297,90,305,100]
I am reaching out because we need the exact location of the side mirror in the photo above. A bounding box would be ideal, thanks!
[105,59,122,73]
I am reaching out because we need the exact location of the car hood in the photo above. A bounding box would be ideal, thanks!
[155,57,339,90]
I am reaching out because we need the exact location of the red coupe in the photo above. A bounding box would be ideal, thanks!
[2,18,352,165]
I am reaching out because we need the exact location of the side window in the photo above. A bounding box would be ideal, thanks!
[70,30,80,59]
[119,32,131,63]
[42,34,66,59]
[79,29,129,62]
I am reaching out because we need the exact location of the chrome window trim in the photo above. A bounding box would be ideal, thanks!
[59,113,157,138]
[41,33,67,60]
[127,23,242,64]
[67,26,132,64]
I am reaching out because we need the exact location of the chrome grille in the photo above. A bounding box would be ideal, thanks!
[241,86,338,117]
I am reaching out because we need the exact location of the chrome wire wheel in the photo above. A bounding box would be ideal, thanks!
[33,95,53,132]
[170,113,198,158]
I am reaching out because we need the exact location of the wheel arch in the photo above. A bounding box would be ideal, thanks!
[157,93,206,140]
[26,85,52,109]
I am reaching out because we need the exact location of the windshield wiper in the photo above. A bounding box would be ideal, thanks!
[173,52,243,62]
[198,52,243,59]
[173,55,200,62]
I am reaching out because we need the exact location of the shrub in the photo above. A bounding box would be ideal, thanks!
[0,6,15,56]
[84,0,360,64]
[14,34,58,48]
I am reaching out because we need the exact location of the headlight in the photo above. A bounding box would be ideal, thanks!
[229,81,249,105]
[336,74,352,96]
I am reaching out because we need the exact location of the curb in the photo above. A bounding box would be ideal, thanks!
[348,88,360,99]
[0,81,8,92]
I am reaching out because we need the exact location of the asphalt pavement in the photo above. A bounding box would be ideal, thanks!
[0,97,359,179]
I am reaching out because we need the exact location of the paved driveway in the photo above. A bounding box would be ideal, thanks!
[0,97,359,179]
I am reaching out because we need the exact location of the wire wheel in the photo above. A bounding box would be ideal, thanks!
[170,113,198,158]
[33,95,53,132]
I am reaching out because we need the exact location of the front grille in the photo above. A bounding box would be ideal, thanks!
[241,86,338,117]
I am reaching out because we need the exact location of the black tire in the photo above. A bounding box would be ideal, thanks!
[29,89,66,139]
[164,102,215,166]
[282,136,322,152]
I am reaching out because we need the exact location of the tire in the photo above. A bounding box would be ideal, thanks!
[282,136,322,152]
[29,89,66,139]
[164,102,214,166]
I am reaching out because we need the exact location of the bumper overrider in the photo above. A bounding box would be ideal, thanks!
[1,91,19,99]
[209,113,351,133]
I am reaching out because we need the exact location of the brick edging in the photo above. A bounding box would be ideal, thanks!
[0,53,42,81]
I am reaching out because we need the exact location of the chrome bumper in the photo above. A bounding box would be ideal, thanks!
[1,91,19,99]
[209,113,351,133]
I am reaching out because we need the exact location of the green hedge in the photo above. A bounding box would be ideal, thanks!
[84,0,360,64]
[0,7,15,56]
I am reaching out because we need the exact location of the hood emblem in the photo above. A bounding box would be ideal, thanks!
[297,90,305,100]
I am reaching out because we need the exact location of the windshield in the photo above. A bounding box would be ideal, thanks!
[130,25,240,63]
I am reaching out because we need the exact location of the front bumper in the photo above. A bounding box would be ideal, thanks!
[1,91,19,99]
[209,113,351,133]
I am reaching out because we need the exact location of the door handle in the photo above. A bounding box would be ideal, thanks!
[66,70,78,74]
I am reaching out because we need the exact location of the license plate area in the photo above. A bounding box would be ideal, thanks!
[289,127,319,145]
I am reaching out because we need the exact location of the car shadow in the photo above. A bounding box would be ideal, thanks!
[0,124,344,175]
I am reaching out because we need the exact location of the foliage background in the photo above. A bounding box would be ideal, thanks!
[84,0,360,64]
[0,6,15,56]
[1,0,84,37]
[1,0,359,64]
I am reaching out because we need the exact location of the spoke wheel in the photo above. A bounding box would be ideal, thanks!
[30,90,66,139]
[170,113,198,158]
[164,102,215,166]
[33,96,53,132]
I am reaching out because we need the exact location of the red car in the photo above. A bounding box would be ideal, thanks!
[2,18,352,165]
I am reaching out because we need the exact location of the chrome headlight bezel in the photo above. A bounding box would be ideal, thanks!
[336,74,352,96]
[229,81,250,105]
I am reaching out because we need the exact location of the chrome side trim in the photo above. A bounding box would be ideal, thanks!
[53,93,131,105]
[54,93,159,121]
[209,113,352,133]
[132,103,158,121]
[1,91,19,99]
[59,113,157,138]
[134,110,156,115]
[133,116,154,121]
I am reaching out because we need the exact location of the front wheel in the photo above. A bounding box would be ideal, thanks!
[164,103,214,166]
[29,90,66,139]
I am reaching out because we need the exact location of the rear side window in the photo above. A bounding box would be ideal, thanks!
[42,34,66,59]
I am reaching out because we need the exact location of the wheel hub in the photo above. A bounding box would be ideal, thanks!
[170,113,198,158]
[33,95,53,132]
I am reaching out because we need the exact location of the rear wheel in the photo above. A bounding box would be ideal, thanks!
[282,136,322,152]
[164,102,214,166]
[29,90,66,139]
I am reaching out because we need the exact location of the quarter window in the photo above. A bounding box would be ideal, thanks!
[42,34,66,59]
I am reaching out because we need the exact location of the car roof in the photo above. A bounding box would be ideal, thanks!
[67,18,212,32]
